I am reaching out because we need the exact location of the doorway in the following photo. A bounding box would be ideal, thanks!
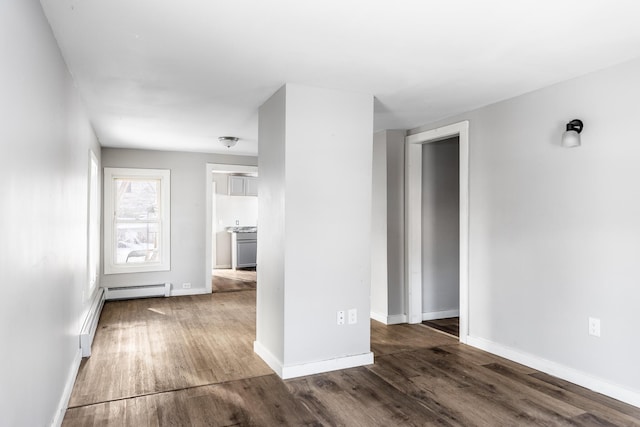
[205,164,258,293]
[420,136,460,337]
[405,121,469,343]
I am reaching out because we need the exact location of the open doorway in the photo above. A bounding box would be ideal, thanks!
[205,164,258,294]
[405,121,469,343]
[420,136,460,337]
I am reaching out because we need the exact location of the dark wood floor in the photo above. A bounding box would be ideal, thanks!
[63,291,640,426]
[423,316,460,337]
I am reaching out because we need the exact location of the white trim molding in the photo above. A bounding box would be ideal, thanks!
[253,341,284,377]
[170,287,211,297]
[51,349,82,427]
[370,311,408,325]
[254,341,374,380]
[405,121,470,344]
[422,309,460,321]
[467,336,640,408]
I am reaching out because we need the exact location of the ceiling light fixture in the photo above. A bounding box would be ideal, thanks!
[219,136,239,148]
[561,119,583,148]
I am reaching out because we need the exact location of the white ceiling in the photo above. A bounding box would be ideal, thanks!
[41,0,640,156]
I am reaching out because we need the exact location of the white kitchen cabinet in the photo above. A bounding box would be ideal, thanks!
[245,177,258,196]
[228,176,245,196]
[228,175,258,196]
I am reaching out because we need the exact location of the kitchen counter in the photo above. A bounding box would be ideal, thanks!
[226,226,257,233]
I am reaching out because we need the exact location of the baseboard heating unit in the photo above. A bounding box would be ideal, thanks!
[104,282,171,301]
[80,288,105,357]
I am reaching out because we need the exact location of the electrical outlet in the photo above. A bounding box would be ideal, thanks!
[182,282,191,289]
[235,220,239,225]
[337,310,345,325]
[588,317,601,337]
[348,308,357,324]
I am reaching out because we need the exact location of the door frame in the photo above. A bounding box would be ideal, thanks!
[405,120,469,343]
[205,163,259,292]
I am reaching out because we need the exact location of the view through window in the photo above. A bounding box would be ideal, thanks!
[104,168,170,274]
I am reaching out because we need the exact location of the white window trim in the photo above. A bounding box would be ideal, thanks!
[87,150,100,293]
[103,167,171,274]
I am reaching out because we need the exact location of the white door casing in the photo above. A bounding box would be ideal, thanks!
[405,121,469,343]
[205,163,258,292]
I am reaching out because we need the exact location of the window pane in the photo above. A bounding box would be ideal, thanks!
[104,168,170,274]
[115,222,160,264]
[115,179,160,220]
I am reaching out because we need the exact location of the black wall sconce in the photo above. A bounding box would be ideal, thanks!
[561,119,583,148]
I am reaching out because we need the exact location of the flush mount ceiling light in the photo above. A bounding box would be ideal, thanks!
[218,136,239,148]
[561,119,583,148]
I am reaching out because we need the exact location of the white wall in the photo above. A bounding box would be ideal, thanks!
[0,1,101,425]
[284,84,373,366]
[256,86,287,364]
[257,83,373,375]
[370,130,405,323]
[385,130,406,319]
[370,131,389,319]
[101,149,257,291]
[409,56,640,401]
[421,137,459,317]
[212,173,258,267]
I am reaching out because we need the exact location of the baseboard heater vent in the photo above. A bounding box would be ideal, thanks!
[80,288,105,358]
[104,282,171,301]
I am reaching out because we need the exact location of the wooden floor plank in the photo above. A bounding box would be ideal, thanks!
[485,363,640,427]
[531,371,640,419]
[368,349,583,427]
[64,290,640,426]
[65,375,319,427]
[370,320,456,356]
[422,317,460,337]
[286,367,450,427]
[212,268,256,293]
[68,291,272,407]
[437,343,537,375]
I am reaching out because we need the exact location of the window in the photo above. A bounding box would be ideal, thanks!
[104,168,170,274]
[87,151,100,292]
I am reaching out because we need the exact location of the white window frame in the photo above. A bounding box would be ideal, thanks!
[103,167,171,274]
[87,150,100,292]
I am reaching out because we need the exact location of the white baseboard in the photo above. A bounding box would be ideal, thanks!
[215,264,231,269]
[80,288,105,357]
[254,340,284,377]
[254,340,374,380]
[170,288,211,297]
[281,352,374,379]
[422,309,460,321]
[372,310,461,325]
[387,314,408,324]
[51,348,81,427]
[370,311,407,325]
[370,311,387,324]
[467,336,640,408]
